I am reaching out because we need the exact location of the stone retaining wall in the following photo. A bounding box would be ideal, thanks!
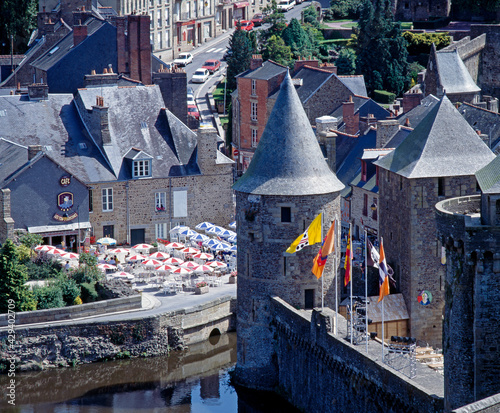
[0,296,236,372]
[0,295,142,327]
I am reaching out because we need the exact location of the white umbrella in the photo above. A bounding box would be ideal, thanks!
[35,245,56,252]
[128,254,146,261]
[180,261,199,269]
[219,229,236,238]
[97,237,117,246]
[169,225,189,234]
[113,271,134,280]
[181,247,200,254]
[47,248,65,256]
[164,257,185,265]
[60,252,80,260]
[190,233,209,242]
[192,252,214,260]
[149,251,170,259]
[98,263,116,270]
[142,259,162,267]
[155,264,178,272]
[229,221,236,229]
[171,267,192,275]
[168,242,185,249]
[203,239,221,248]
[109,248,130,254]
[195,222,215,231]
[227,235,237,243]
[132,243,154,250]
[207,261,227,268]
[212,242,231,251]
[193,264,214,273]
[206,226,225,235]
[178,228,198,237]
[228,245,237,252]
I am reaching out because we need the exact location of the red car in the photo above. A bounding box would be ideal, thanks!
[251,13,264,26]
[235,20,254,31]
[187,104,200,120]
[202,59,221,74]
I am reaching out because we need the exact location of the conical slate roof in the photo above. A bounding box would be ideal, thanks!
[232,72,344,195]
[375,95,495,178]
[476,154,500,194]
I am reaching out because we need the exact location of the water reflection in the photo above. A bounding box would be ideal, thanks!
[0,333,299,413]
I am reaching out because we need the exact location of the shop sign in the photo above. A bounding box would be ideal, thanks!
[53,212,78,222]
[58,192,74,211]
[60,175,71,187]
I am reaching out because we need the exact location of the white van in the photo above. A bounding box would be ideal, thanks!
[277,0,295,12]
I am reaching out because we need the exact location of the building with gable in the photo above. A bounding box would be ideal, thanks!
[374,95,495,347]
[233,72,344,389]
[0,82,233,245]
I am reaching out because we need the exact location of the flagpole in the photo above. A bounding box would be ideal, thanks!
[365,228,368,354]
[335,217,338,335]
[321,211,324,311]
[349,222,353,345]
[381,236,385,363]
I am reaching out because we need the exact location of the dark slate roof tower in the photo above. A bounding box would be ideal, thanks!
[374,95,495,348]
[233,73,344,390]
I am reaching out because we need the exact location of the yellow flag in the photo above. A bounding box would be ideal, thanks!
[285,213,322,254]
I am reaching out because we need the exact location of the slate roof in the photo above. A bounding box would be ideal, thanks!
[435,50,480,95]
[293,66,333,102]
[0,93,115,183]
[384,127,412,148]
[77,84,201,179]
[238,60,287,81]
[233,73,344,196]
[397,95,439,128]
[476,155,500,194]
[330,96,390,129]
[31,17,106,72]
[338,75,368,97]
[375,95,495,178]
[458,102,500,151]
[0,139,29,188]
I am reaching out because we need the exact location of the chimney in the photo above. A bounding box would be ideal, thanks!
[343,96,358,135]
[28,145,43,161]
[250,55,263,71]
[293,58,319,73]
[359,113,377,134]
[376,119,400,148]
[73,24,88,47]
[319,63,337,74]
[315,116,338,172]
[402,90,423,113]
[405,117,411,127]
[92,96,111,145]
[28,83,49,101]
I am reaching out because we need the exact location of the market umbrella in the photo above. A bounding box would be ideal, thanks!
[109,248,130,254]
[132,243,154,250]
[178,228,198,237]
[195,222,215,231]
[219,229,236,238]
[206,226,225,235]
[97,237,117,246]
[193,264,214,273]
[229,221,236,229]
[35,245,56,252]
[113,271,134,280]
[155,264,178,272]
[192,252,214,260]
[128,254,147,261]
[142,259,162,267]
[203,239,221,248]
[190,233,209,242]
[59,252,80,260]
[207,261,227,268]
[98,263,116,270]
[180,261,199,269]
[47,248,65,256]
[164,257,185,265]
[228,245,238,253]
[171,267,192,275]
[212,242,231,251]
[181,247,200,255]
[168,242,185,249]
[227,235,237,243]
[169,225,189,234]
[149,251,170,259]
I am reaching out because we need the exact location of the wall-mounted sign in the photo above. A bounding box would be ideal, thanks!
[58,192,74,211]
[53,212,78,222]
[60,176,71,187]
[417,290,433,306]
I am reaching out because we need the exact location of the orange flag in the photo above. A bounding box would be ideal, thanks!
[344,226,352,286]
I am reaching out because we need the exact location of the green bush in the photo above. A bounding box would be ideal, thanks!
[80,282,99,303]
[402,31,451,56]
[328,0,364,19]
[373,90,396,104]
[33,284,65,309]
[25,260,63,280]
[59,277,81,306]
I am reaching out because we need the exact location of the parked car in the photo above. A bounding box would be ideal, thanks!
[187,104,200,120]
[174,52,193,66]
[251,13,264,26]
[192,68,210,83]
[235,20,254,31]
[277,0,295,11]
[222,49,233,61]
[202,59,221,74]
[187,94,196,105]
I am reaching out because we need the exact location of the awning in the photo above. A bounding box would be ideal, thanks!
[28,222,92,234]
[234,1,249,8]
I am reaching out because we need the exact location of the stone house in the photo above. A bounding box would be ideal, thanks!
[374,95,495,348]
[0,82,233,246]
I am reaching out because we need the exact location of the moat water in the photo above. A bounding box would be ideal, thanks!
[0,332,300,412]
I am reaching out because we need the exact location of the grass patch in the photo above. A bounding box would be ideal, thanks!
[220,116,229,126]
[401,22,412,29]
[341,22,358,28]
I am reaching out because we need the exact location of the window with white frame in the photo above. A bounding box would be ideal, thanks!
[155,192,166,211]
[165,7,170,25]
[150,12,154,28]
[251,79,256,96]
[157,10,162,27]
[251,102,257,121]
[165,30,170,48]
[156,223,168,239]
[102,188,113,211]
[158,32,162,48]
[133,159,151,178]
[173,190,187,217]
[251,129,258,148]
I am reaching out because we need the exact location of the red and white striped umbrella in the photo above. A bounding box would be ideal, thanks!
[59,252,80,260]
[47,248,65,256]
[142,259,162,267]
[192,252,214,260]
[128,254,147,261]
[132,243,154,250]
[109,248,130,254]
[98,263,117,270]
[180,261,199,269]
[164,257,185,265]
[35,245,56,252]
[113,271,134,279]
[149,251,170,259]
[181,247,200,254]
[171,267,192,275]
[168,242,185,249]
[155,264,178,272]
[207,261,227,268]
[193,265,214,273]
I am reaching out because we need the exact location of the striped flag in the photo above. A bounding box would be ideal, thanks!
[378,239,390,302]
[286,213,322,254]
[311,221,336,279]
[344,226,352,286]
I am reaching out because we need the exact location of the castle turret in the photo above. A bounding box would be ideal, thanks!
[233,73,344,390]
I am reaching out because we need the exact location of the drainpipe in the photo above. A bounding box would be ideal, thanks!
[126,181,130,245]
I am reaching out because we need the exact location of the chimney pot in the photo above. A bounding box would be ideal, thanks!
[103,68,108,74]
[91,69,96,75]
[28,145,43,161]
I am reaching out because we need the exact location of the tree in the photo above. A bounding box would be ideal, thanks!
[282,18,312,58]
[355,0,409,96]
[18,232,43,258]
[0,239,36,313]
[328,0,364,19]
[0,0,38,55]
[260,0,288,42]
[336,48,357,75]
[262,35,293,66]
[226,23,255,90]
[303,5,320,28]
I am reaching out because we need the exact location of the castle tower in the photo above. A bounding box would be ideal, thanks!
[233,73,344,390]
[375,95,494,348]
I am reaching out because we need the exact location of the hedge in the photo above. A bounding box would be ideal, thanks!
[374,90,396,104]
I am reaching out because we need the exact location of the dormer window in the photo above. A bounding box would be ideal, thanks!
[133,159,151,178]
